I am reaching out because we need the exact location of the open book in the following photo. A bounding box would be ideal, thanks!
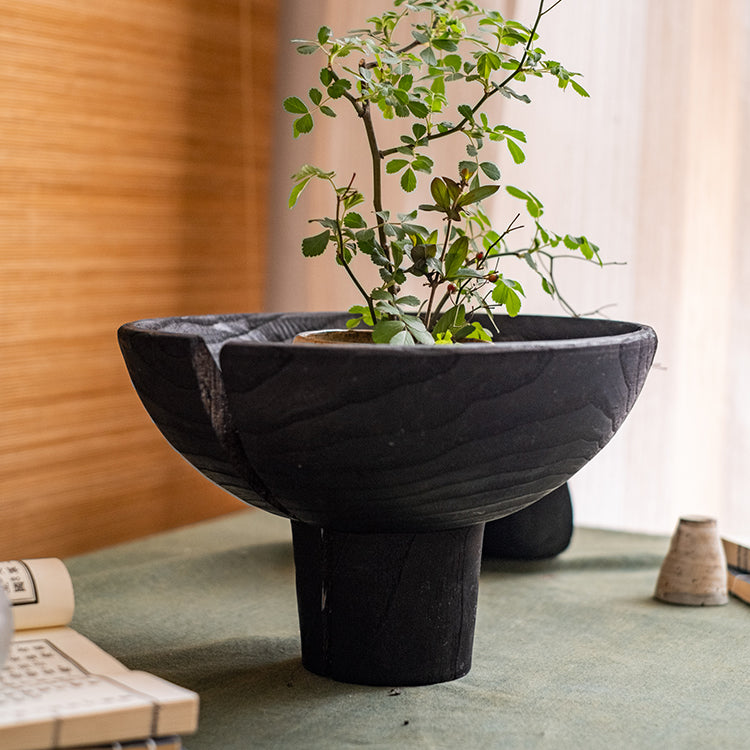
[721,538,750,606]
[0,559,198,750]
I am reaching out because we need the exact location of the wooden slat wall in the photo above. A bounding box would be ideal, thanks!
[0,0,276,557]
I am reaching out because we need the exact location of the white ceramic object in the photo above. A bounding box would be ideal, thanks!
[655,516,729,606]
[0,587,12,668]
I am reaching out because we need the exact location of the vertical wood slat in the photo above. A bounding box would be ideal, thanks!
[0,0,276,557]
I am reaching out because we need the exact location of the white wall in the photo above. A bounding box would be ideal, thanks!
[268,0,750,539]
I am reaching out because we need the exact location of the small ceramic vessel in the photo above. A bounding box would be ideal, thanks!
[655,516,728,606]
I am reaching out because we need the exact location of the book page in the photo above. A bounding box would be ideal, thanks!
[11,627,129,676]
[1,628,198,750]
[1,559,75,631]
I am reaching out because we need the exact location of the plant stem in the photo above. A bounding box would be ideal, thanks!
[334,65,391,265]
[360,102,390,260]
[334,178,377,322]
[424,216,454,330]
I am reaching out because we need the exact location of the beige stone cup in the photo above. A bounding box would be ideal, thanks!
[654,516,729,606]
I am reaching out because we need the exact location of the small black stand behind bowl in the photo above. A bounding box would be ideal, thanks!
[483,482,573,560]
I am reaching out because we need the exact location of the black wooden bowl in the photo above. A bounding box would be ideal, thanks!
[118,311,656,685]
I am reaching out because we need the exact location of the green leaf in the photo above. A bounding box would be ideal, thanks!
[459,160,478,175]
[401,168,417,192]
[407,99,430,118]
[433,38,458,52]
[452,324,475,340]
[506,139,525,164]
[477,52,501,79]
[491,278,524,316]
[563,234,580,249]
[458,104,474,122]
[403,316,434,345]
[283,96,308,114]
[390,330,415,345]
[500,31,527,46]
[458,184,499,208]
[343,190,364,210]
[503,86,531,104]
[343,211,366,228]
[420,47,438,66]
[425,255,442,274]
[319,68,334,86]
[465,322,493,342]
[327,78,351,99]
[443,177,463,202]
[525,192,544,218]
[317,25,331,45]
[392,242,404,270]
[319,105,336,117]
[411,155,434,174]
[579,237,595,260]
[291,164,335,181]
[293,114,314,137]
[301,230,330,257]
[479,161,501,180]
[571,80,590,98]
[506,185,529,200]
[501,127,527,142]
[308,88,323,106]
[386,159,409,174]
[288,178,310,208]
[396,294,420,307]
[348,304,374,326]
[398,74,413,91]
[296,44,319,55]
[433,305,467,337]
[444,54,462,71]
[430,177,451,209]
[444,235,470,278]
[372,319,406,344]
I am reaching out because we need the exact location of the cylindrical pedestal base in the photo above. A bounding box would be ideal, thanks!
[291,522,484,686]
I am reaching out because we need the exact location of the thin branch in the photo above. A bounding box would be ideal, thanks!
[329,66,391,263]
[424,214,455,331]
[360,101,390,259]
[381,0,547,158]
[334,176,377,322]
[540,0,565,17]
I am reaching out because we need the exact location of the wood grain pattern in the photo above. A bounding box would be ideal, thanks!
[118,312,657,533]
[1,0,277,557]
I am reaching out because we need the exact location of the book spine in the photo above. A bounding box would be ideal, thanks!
[727,567,750,605]
[722,539,750,573]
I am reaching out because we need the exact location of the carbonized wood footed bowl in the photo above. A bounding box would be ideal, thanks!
[118,311,657,534]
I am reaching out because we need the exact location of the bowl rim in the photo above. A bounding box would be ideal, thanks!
[120,311,657,355]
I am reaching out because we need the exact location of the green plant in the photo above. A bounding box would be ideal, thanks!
[285,0,606,345]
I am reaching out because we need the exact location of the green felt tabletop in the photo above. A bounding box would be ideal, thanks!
[66,510,750,749]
